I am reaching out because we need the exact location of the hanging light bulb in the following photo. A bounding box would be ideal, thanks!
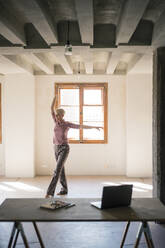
[65,42,72,55]
[65,21,72,55]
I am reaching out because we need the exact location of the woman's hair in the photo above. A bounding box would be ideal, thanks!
[55,108,65,116]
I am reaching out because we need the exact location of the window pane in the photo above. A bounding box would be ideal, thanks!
[60,89,79,105]
[68,128,79,140]
[83,106,104,122]
[84,89,102,105]
[56,83,107,143]
[83,122,104,140]
[60,106,79,123]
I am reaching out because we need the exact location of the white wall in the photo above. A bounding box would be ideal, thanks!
[126,74,152,177]
[4,74,35,177]
[35,75,126,175]
[0,73,152,177]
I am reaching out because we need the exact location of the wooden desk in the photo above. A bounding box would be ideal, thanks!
[0,198,164,248]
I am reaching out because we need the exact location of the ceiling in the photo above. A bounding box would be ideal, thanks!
[0,0,163,75]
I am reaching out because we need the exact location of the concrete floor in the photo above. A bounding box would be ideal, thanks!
[0,175,152,202]
[0,175,164,248]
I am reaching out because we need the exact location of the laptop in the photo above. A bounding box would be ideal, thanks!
[91,184,133,209]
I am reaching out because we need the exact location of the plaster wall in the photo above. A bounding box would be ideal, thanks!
[0,73,152,177]
[3,74,35,177]
[35,75,126,175]
[126,74,152,177]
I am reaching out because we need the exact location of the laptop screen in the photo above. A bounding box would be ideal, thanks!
[101,184,133,209]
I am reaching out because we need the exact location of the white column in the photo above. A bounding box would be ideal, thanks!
[4,73,35,177]
[126,74,152,177]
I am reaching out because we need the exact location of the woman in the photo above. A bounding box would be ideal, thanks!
[45,96,102,198]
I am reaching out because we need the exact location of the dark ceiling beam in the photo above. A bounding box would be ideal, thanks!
[13,0,58,45]
[0,14,26,45]
[152,10,165,47]
[116,0,150,45]
[75,0,93,44]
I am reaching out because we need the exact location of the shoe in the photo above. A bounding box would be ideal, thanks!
[45,194,53,198]
[57,190,68,195]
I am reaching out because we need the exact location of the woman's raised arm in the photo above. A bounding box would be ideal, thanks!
[51,96,56,116]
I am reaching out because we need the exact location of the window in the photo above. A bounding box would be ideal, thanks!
[0,84,1,144]
[55,83,108,144]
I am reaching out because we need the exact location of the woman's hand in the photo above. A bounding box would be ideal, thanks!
[95,127,103,131]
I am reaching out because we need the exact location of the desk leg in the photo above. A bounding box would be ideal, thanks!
[143,222,155,248]
[13,229,19,248]
[120,221,131,248]
[33,222,45,248]
[17,222,30,248]
[134,222,155,248]
[134,222,143,248]
[8,222,29,248]
[8,222,17,248]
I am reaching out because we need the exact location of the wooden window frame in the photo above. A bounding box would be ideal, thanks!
[0,84,1,144]
[55,83,108,144]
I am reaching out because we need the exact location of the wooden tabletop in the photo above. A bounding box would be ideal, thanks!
[0,198,164,222]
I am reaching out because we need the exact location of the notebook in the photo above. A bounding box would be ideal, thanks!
[91,184,133,209]
[40,200,73,210]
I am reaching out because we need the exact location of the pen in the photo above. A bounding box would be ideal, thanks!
[65,203,76,208]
